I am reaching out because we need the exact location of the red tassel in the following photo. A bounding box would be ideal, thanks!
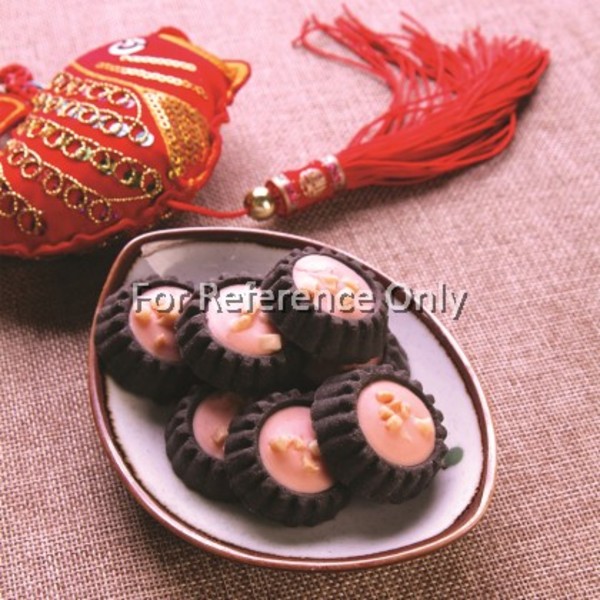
[244,8,549,220]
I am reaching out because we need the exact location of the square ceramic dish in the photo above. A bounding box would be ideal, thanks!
[88,227,496,570]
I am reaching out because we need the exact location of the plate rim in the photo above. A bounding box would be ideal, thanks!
[88,226,497,571]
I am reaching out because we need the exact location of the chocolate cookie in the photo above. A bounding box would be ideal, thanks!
[260,247,389,363]
[176,274,303,395]
[95,275,196,403]
[312,365,447,503]
[224,390,350,527]
[302,330,410,388]
[165,385,245,502]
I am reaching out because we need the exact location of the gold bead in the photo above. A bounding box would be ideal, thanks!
[244,186,277,220]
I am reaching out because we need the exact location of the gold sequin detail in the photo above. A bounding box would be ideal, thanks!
[95,62,207,99]
[50,71,142,119]
[17,116,163,197]
[0,163,45,235]
[32,91,153,147]
[5,139,158,224]
[57,63,211,181]
[158,33,248,90]
[119,54,197,73]
[142,91,210,179]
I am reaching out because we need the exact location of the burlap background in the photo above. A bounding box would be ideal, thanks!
[1,0,598,598]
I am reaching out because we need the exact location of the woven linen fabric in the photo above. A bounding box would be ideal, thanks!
[1,0,598,598]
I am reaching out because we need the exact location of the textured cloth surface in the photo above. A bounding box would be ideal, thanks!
[1,0,599,598]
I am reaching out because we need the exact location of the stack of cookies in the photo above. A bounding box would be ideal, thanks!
[96,247,447,527]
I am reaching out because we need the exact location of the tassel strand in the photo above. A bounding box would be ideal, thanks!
[244,8,549,220]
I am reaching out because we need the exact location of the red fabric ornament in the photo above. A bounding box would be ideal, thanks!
[244,9,550,220]
[0,28,249,258]
[0,9,550,258]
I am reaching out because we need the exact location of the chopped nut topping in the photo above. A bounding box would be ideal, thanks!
[388,397,401,409]
[289,436,306,451]
[378,405,395,421]
[321,274,339,286]
[156,309,179,328]
[150,297,172,313]
[269,435,291,452]
[308,439,321,458]
[258,333,282,353]
[399,403,411,419]
[230,314,253,332]
[389,398,406,412]
[133,307,152,326]
[341,277,360,292]
[302,454,321,472]
[414,417,434,438]
[211,426,228,447]
[153,333,168,350]
[385,414,403,432]
[376,390,395,404]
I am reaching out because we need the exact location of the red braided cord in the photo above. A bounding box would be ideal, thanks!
[167,199,247,219]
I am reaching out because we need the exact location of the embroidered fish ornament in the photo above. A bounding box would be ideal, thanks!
[0,27,249,258]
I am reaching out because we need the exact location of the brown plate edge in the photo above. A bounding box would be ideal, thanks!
[88,226,497,571]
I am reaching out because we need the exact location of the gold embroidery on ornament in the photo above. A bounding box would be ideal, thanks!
[158,33,247,90]
[68,62,212,182]
[299,168,328,198]
[142,91,210,179]
[32,91,153,147]
[95,62,207,99]
[50,71,142,119]
[0,163,45,235]
[6,140,158,224]
[119,54,197,72]
[17,116,163,197]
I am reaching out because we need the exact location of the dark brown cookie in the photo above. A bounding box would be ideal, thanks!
[302,330,410,389]
[260,247,389,363]
[95,275,196,403]
[224,390,350,527]
[176,274,304,395]
[384,331,411,375]
[312,365,447,503]
[165,385,245,502]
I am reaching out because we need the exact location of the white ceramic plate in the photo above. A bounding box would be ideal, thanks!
[89,227,496,570]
